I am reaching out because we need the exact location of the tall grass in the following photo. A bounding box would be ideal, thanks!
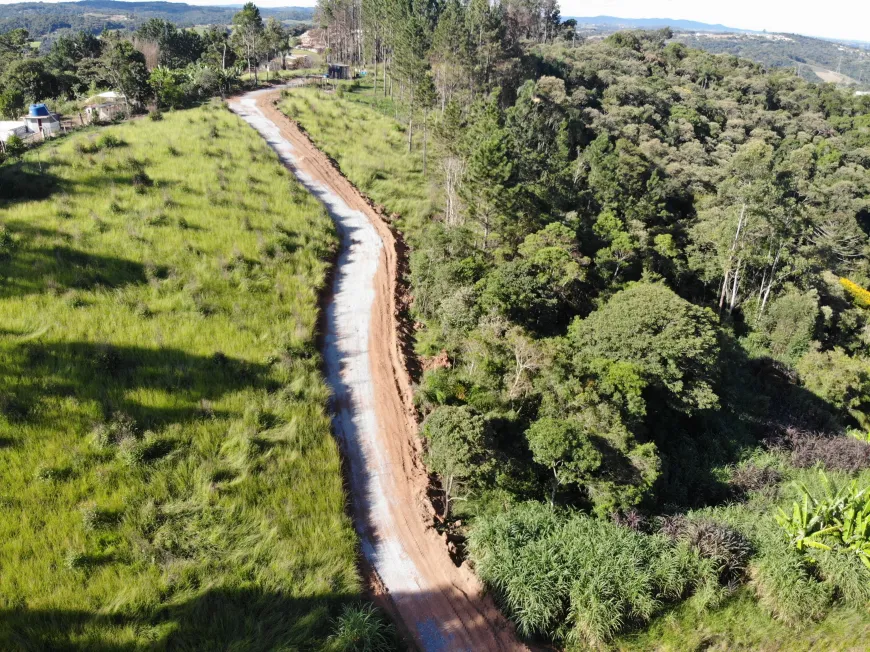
[279,81,439,234]
[467,502,720,647]
[0,102,360,649]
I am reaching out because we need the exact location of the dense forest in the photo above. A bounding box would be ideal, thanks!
[0,0,314,46]
[309,0,870,645]
[3,0,870,646]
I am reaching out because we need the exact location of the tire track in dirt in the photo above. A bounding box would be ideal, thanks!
[228,87,527,652]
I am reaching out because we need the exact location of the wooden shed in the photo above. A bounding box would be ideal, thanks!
[328,64,351,80]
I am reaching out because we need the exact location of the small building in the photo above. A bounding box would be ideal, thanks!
[84,92,127,122]
[328,64,351,80]
[22,104,61,137]
[0,120,27,143]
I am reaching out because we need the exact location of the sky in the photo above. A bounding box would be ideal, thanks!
[561,0,870,42]
[0,0,866,43]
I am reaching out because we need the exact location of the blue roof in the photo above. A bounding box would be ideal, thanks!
[29,104,50,117]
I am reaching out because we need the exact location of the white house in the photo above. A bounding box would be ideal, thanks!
[84,91,127,122]
[0,120,27,143]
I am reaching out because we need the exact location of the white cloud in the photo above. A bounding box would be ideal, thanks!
[562,0,870,42]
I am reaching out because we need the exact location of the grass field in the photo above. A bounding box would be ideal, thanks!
[279,83,870,651]
[0,103,363,650]
[279,80,438,233]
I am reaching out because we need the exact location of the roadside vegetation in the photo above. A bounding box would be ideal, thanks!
[280,10,870,644]
[0,103,365,649]
[279,81,437,228]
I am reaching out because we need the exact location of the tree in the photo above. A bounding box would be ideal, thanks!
[481,223,587,335]
[101,39,150,114]
[0,88,24,119]
[200,25,236,72]
[1,58,58,102]
[461,93,514,249]
[415,70,437,175]
[232,2,265,82]
[263,17,289,75]
[526,417,602,503]
[570,283,721,414]
[421,405,492,518]
[149,66,186,109]
[0,28,29,78]
[797,347,870,425]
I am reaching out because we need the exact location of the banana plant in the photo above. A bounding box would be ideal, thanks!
[776,471,870,568]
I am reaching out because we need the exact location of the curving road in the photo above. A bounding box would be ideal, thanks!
[228,86,527,652]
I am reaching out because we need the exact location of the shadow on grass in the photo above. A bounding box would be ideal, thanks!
[0,585,508,652]
[0,159,69,205]
[0,221,151,299]
[0,245,148,299]
[0,340,276,429]
[0,587,357,652]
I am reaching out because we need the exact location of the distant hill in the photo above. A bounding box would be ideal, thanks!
[0,0,315,39]
[568,16,747,34]
[675,32,870,87]
[566,16,870,89]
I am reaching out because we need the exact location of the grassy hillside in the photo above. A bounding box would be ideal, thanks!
[279,83,438,232]
[0,103,361,649]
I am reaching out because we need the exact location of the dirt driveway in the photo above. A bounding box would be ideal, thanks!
[228,87,527,652]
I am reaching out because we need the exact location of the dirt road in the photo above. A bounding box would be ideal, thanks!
[228,87,527,652]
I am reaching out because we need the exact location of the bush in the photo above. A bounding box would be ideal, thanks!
[97,133,125,149]
[786,432,870,473]
[4,134,25,159]
[327,603,396,652]
[132,170,154,192]
[681,520,752,583]
[81,505,122,531]
[730,463,783,495]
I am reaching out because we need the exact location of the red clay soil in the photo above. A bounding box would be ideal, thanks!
[253,91,528,651]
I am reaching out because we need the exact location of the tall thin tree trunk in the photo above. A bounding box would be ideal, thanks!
[422,110,428,176]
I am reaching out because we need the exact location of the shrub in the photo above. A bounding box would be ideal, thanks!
[840,277,870,309]
[730,463,783,495]
[326,603,396,652]
[81,505,122,530]
[97,133,125,149]
[36,465,74,482]
[813,549,870,605]
[787,432,870,473]
[91,412,137,449]
[4,134,25,159]
[132,171,154,192]
[681,520,752,583]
